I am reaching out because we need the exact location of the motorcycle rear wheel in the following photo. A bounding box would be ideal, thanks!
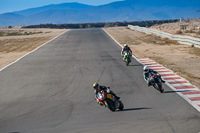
[118,102,124,111]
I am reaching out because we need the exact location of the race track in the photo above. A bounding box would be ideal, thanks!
[0,29,200,133]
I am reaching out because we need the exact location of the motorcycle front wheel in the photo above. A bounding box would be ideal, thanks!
[106,99,116,112]
[157,82,164,93]
[153,82,164,93]
[125,59,129,66]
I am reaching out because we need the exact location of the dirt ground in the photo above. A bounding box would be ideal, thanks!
[0,28,66,69]
[151,18,200,38]
[104,27,200,88]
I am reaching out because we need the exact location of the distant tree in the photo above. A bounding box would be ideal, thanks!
[22,19,179,29]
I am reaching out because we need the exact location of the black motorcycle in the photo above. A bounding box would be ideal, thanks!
[149,73,164,93]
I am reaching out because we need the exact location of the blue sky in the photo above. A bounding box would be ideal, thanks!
[0,0,123,14]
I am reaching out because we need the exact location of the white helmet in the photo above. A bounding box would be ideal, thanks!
[124,44,128,47]
[143,66,149,73]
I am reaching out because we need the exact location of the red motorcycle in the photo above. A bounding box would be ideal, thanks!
[97,89,124,112]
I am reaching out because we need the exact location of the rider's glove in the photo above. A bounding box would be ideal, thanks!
[107,87,111,93]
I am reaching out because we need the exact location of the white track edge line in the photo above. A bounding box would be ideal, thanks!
[0,30,70,72]
[166,82,200,112]
[102,28,200,112]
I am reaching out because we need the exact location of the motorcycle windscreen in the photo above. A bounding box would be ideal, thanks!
[97,92,104,102]
[124,51,130,55]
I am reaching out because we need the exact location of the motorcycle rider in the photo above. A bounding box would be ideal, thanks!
[121,44,132,62]
[143,66,165,86]
[93,82,120,106]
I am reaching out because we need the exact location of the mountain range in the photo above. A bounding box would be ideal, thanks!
[0,0,199,26]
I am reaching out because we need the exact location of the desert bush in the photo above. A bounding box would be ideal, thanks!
[176,30,183,34]
[0,31,5,36]
[0,31,22,36]
[184,19,190,23]
[160,37,180,45]
[9,32,21,36]
[0,30,43,36]
[185,29,195,33]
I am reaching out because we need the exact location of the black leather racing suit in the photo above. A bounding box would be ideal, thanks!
[94,86,120,102]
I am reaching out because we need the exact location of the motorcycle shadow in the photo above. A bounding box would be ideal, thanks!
[117,107,151,112]
[128,64,143,66]
[163,90,191,94]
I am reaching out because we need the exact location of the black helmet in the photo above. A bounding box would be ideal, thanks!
[93,82,99,90]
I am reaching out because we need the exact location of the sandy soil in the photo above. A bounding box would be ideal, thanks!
[151,18,200,38]
[0,28,66,69]
[105,27,200,88]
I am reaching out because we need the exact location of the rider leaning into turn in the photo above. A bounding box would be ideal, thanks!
[143,66,165,86]
[121,44,132,61]
[93,82,120,106]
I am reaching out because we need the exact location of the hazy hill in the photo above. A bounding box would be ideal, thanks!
[14,2,93,16]
[0,0,199,26]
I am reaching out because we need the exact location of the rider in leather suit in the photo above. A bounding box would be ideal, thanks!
[93,82,120,106]
[143,66,165,86]
[121,44,132,62]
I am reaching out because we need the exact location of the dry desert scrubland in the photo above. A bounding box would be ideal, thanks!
[0,27,66,69]
[151,18,200,38]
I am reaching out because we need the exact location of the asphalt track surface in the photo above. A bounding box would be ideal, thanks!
[0,29,200,133]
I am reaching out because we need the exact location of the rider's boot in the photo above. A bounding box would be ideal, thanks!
[112,93,120,101]
[161,79,166,83]
[116,96,121,103]
[98,101,103,106]
[159,75,166,83]
[148,82,152,86]
[115,96,120,100]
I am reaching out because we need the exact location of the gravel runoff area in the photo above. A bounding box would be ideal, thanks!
[104,27,200,88]
[0,28,67,69]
